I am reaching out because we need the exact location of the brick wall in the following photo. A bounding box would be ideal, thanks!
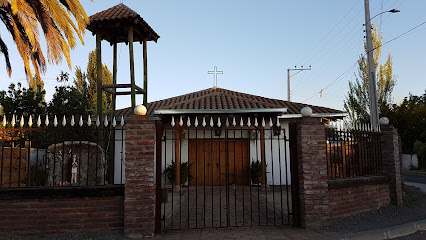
[0,186,124,238]
[381,125,403,205]
[296,117,329,229]
[124,115,156,238]
[328,179,390,218]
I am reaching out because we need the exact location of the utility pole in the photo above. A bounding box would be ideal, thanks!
[364,0,379,130]
[287,66,311,101]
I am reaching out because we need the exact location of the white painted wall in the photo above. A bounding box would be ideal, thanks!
[402,154,419,170]
[113,130,126,184]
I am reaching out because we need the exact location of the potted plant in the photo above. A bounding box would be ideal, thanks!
[248,159,263,185]
[164,161,194,185]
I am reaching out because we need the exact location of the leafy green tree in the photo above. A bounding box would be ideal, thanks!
[413,141,426,168]
[74,50,113,114]
[0,82,46,120]
[382,91,426,154]
[48,70,91,117]
[47,86,91,117]
[29,75,46,101]
[344,24,396,124]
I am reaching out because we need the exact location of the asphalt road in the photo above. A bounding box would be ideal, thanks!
[404,173,426,184]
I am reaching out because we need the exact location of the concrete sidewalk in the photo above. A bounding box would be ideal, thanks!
[155,226,336,239]
[339,219,426,240]
[154,219,426,240]
[405,181,426,193]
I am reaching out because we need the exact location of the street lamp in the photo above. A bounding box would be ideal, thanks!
[371,9,400,20]
[364,0,400,130]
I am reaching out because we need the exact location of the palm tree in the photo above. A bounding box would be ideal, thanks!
[0,0,89,85]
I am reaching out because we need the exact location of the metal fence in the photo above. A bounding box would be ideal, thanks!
[325,121,383,179]
[0,115,125,188]
[160,116,293,229]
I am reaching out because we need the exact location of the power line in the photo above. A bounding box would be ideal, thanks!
[302,8,363,67]
[381,21,426,47]
[292,26,363,95]
[301,19,426,103]
[302,60,358,102]
[296,0,362,66]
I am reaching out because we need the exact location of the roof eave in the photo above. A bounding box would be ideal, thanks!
[279,113,348,119]
[154,108,288,115]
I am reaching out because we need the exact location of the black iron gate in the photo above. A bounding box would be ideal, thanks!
[156,116,296,230]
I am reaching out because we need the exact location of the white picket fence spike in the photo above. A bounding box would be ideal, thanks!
[187,116,191,127]
[68,115,73,127]
[37,115,41,127]
[112,116,117,127]
[210,117,214,127]
[28,115,33,128]
[45,115,49,127]
[79,115,83,127]
[20,115,24,128]
[247,117,251,127]
[11,114,15,127]
[225,118,229,127]
[120,116,125,127]
[53,115,58,127]
[202,117,206,128]
[217,117,221,128]
[262,117,266,127]
[62,115,66,127]
[276,117,280,127]
[179,116,183,127]
[254,117,258,127]
[70,115,75,127]
[269,117,273,127]
[2,115,6,127]
[232,117,236,127]
[171,116,175,127]
[87,115,92,126]
[104,116,108,127]
[96,116,100,127]
[240,117,244,127]
[194,117,199,127]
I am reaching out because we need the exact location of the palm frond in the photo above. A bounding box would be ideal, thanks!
[0,36,12,76]
[1,0,89,81]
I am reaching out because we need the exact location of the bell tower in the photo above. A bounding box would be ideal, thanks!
[87,3,160,115]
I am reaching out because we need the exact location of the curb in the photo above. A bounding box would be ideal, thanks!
[341,219,426,240]
[403,171,426,176]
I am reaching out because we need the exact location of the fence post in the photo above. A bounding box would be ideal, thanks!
[124,115,156,238]
[381,125,403,206]
[296,117,329,229]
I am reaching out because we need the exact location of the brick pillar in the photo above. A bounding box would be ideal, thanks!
[381,125,403,205]
[296,117,329,229]
[124,115,156,238]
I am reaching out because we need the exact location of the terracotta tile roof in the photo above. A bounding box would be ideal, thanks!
[116,87,345,118]
[89,3,139,22]
[87,3,160,43]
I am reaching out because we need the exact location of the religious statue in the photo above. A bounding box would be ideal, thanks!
[71,154,78,184]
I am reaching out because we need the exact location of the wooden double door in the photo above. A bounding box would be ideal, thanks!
[188,139,249,186]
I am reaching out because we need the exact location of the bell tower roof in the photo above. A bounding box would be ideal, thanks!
[87,3,160,43]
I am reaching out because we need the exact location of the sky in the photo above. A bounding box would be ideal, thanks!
[1,0,425,112]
